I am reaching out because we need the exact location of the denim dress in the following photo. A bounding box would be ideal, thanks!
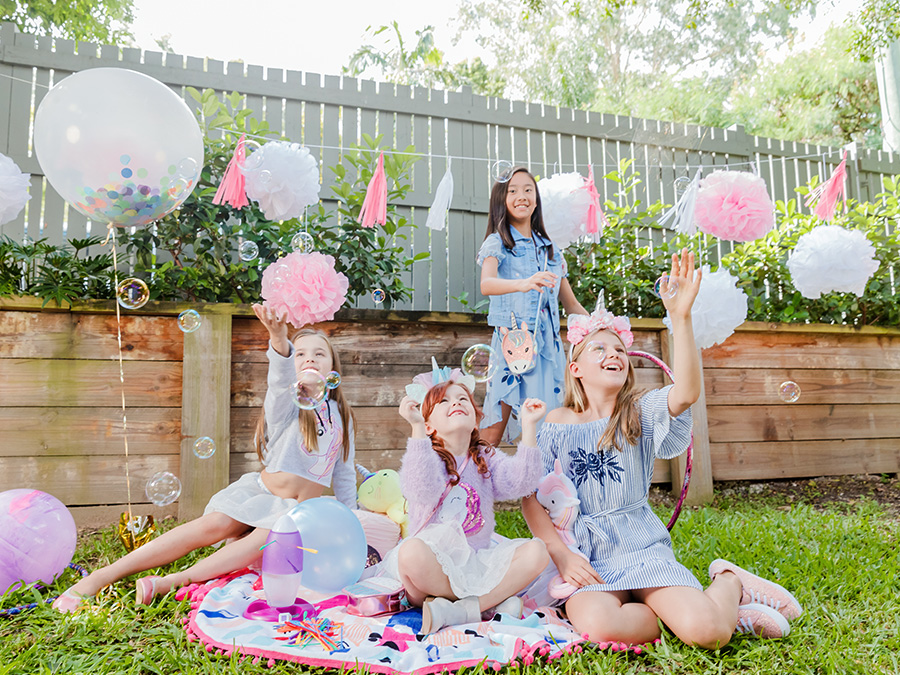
[476,229,567,441]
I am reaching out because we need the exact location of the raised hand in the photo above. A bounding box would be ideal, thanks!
[252,303,291,356]
[519,397,546,446]
[398,395,427,439]
[660,248,702,321]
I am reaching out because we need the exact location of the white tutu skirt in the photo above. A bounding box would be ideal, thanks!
[379,523,529,598]
[203,472,299,530]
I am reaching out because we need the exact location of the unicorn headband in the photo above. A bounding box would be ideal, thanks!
[566,308,634,350]
[405,357,476,404]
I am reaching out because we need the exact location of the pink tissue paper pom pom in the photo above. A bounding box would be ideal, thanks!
[694,171,775,242]
[261,251,349,327]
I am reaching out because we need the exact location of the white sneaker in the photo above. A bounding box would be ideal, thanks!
[485,595,523,620]
[735,603,791,639]
[420,596,480,634]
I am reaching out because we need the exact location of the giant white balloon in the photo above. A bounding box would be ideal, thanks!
[33,68,203,228]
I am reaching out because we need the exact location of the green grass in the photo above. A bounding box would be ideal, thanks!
[2,498,898,675]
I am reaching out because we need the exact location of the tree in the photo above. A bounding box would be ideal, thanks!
[729,24,881,146]
[343,21,505,97]
[454,0,814,114]
[0,0,135,44]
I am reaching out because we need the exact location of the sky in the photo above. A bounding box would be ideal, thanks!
[128,0,859,79]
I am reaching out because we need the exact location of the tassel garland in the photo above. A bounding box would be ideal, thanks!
[357,153,387,228]
[805,151,848,222]
[212,134,250,209]
[425,164,453,231]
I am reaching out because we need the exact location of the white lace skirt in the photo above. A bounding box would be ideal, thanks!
[379,523,529,598]
[203,472,299,530]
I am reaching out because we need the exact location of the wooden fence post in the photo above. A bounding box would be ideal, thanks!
[179,313,232,520]
[660,329,714,504]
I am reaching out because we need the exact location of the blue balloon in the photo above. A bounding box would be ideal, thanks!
[287,498,366,593]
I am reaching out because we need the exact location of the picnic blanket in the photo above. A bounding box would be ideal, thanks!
[178,570,591,673]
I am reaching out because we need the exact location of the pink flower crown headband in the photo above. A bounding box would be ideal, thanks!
[405,357,477,405]
[566,309,634,349]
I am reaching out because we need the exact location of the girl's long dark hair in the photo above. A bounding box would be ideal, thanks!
[421,381,493,486]
[483,166,555,260]
[254,328,355,464]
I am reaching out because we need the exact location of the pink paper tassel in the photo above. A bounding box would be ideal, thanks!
[584,166,609,239]
[357,152,387,228]
[213,134,250,209]
[805,151,847,222]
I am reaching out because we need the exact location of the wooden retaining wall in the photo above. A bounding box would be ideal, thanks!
[2,298,898,527]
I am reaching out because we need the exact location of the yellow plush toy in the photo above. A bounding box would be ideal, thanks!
[357,464,409,537]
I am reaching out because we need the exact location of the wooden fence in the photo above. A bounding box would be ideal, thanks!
[2,299,898,528]
[1,20,899,314]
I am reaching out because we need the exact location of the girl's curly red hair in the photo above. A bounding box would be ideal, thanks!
[421,381,493,485]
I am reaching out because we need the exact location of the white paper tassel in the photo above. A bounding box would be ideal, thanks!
[244,141,320,221]
[787,225,879,298]
[664,266,748,349]
[538,172,593,249]
[659,168,701,235]
[425,165,453,231]
[0,153,31,226]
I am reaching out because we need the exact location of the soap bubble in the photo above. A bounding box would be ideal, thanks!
[145,471,182,507]
[291,231,315,253]
[585,340,607,362]
[325,371,342,390]
[491,160,514,183]
[292,370,327,410]
[653,273,679,299]
[674,176,693,196]
[239,240,259,262]
[371,288,385,304]
[176,157,198,179]
[461,344,498,383]
[116,278,150,310]
[779,381,801,403]
[177,309,201,333]
[192,436,216,459]
[258,170,272,185]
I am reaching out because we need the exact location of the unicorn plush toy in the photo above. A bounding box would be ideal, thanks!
[535,458,589,600]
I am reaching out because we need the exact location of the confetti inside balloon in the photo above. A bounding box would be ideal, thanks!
[491,160,513,183]
[779,381,801,403]
[239,240,259,262]
[177,309,201,333]
[371,288,385,304]
[653,274,680,299]
[291,231,315,253]
[461,344,498,383]
[116,277,150,310]
[193,436,216,459]
[292,369,327,410]
[325,370,342,390]
[145,471,182,507]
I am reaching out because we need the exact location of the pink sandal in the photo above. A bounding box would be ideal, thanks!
[135,576,164,606]
[51,588,89,614]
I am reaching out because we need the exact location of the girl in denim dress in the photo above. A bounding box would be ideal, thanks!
[477,166,588,445]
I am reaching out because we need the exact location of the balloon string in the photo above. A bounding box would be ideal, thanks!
[108,224,134,522]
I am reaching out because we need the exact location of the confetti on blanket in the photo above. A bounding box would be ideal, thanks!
[179,571,589,673]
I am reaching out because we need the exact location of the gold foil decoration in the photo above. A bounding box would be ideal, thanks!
[117,512,157,552]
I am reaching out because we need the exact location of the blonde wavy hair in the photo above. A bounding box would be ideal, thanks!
[564,329,643,452]
[254,328,354,463]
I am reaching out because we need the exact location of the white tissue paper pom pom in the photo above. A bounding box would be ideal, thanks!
[0,152,31,225]
[244,141,320,221]
[787,225,879,299]
[664,266,748,349]
[538,172,592,249]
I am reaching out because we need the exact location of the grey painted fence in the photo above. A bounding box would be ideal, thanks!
[1,21,899,312]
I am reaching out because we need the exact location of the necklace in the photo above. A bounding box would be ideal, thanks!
[313,398,333,437]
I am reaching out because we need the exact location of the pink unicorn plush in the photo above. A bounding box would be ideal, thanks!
[499,314,535,374]
[535,458,589,600]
